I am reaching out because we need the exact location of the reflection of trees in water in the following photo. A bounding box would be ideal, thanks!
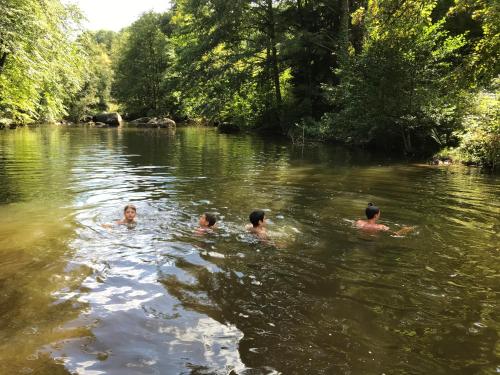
[0,205,91,374]
[157,239,355,373]
[0,126,108,373]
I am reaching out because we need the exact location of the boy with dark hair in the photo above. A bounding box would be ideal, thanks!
[246,210,268,240]
[356,203,415,235]
[356,203,390,231]
[196,212,217,234]
[200,212,217,227]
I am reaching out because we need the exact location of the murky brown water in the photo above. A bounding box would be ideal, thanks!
[0,126,498,374]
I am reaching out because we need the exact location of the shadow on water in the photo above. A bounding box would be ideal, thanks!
[0,125,498,374]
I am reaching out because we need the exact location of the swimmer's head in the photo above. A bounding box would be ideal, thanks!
[200,212,217,227]
[124,204,137,221]
[249,210,265,227]
[365,203,380,219]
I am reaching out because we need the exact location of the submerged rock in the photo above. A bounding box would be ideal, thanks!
[93,112,122,127]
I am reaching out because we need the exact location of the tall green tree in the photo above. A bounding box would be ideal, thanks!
[113,12,175,118]
[171,0,292,129]
[321,0,469,153]
[66,31,115,122]
[0,0,86,124]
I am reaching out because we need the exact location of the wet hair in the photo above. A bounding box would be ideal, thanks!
[124,204,137,213]
[249,210,265,227]
[365,203,380,219]
[204,212,217,227]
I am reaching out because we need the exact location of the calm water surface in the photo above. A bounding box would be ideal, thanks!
[0,126,498,375]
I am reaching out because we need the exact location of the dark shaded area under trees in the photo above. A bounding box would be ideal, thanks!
[0,0,498,167]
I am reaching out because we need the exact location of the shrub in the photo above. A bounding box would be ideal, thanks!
[454,89,499,169]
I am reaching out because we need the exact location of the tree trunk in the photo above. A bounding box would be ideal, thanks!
[266,0,282,118]
[339,0,350,64]
[401,126,412,154]
[0,52,8,74]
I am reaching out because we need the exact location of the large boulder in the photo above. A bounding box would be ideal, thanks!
[93,112,122,127]
[152,117,176,128]
[129,117,176,129]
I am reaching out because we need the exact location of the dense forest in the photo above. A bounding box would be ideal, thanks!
[0,0,498,167]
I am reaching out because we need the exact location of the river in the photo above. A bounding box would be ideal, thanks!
[0,125,498,374]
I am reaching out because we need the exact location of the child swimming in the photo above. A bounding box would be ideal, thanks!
[195,212,217,234]
[246,210,269,240]
[356,203,414,236]
[356,203,390,231]
[102,204,137,228]
[117,204,137,225]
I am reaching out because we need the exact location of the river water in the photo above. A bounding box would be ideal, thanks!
[0,126,498,375]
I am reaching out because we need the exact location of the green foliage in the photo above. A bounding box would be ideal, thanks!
[66,31,115,122]
[0,0,86,123]
[320,0,469,153]
[112,12,176,118]
[446,0,500,88]
[454,88,499,168]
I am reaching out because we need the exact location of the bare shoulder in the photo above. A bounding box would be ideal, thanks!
[355,220,366,228]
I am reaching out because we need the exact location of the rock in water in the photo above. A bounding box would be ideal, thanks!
[150,117,176,128]
[129,117,152,125]
[129,117,176,129]
[93,112,122,127]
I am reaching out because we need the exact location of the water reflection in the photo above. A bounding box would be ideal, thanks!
[0,126,498,374]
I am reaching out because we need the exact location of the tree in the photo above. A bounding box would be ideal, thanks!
[321,0,468,154]
[113,12,175,118]
[0,0,86,124]
[170,0,291,129]
[66,31,115,122]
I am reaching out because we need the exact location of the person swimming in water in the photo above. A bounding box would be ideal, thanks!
[117,204,137,225]
[246,210,269,240]
[356,203,414,235]
[195,212,217,234]
[103,204,137,228]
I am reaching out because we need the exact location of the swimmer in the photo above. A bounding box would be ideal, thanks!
[246,210,268,240]
[117,204,137,225]
[195,212,217,234]
[102,204,137,228]
[356,203,415,236]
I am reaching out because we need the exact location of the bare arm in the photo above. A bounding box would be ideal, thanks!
[392,226,416,236]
